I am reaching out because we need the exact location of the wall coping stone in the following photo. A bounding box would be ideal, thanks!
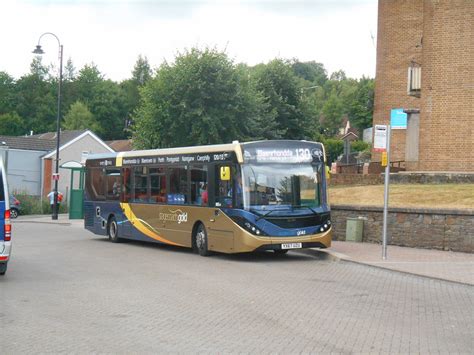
[331,204,474,216]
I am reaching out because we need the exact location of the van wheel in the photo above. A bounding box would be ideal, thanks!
[10,208,18,219]
[0,263,7,275]
[194,223,210,256]
[107,217,120,243]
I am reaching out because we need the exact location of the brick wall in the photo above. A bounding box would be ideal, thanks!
[331,205,474,253]
[373,0,474,172]
[373,0,423,164]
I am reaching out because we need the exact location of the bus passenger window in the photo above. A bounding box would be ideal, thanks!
[149,168,166,203]
[133,166,149,202]
[190,166,208,206]
[106,169,121,200]
[215,166,232,207]
[86,168,105,201]
[168,167,188,204]
[122,168,132,202]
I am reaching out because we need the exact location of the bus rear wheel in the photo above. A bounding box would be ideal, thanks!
[194,223,210,256]
[107,216,120,243]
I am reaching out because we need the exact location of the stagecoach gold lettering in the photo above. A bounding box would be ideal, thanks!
[159,209,188,224]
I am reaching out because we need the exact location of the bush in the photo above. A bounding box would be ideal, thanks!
[13,193,68,216]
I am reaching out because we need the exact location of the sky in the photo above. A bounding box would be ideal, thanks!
[0,0,378,82]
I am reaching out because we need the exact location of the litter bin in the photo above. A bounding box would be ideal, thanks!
[346,217,364,242]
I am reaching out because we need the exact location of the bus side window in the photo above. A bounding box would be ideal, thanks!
[122,168,132,203]
[190,165,208,206]
[168,166,188,205]
[214,166,232,207]
[149,167,167,203]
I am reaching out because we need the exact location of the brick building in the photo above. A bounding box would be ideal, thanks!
[373,0,473,171]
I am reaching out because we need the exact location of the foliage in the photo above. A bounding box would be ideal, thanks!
[0,112,25,135]
[320,137,344,164]
[63,101,100,132]
[133,48,268,148]
[252,59,307,139]
[351,140,370,152]
[13,193,68,215]
[0,52,374,146]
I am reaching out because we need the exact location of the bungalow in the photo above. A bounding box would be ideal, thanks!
[0,130,114,196]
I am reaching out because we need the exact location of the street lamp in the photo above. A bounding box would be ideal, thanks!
[33,32,63,220]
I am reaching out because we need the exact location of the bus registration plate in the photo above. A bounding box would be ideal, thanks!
[281,243,302,250]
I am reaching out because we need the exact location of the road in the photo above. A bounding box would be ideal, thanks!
[1,221,473,353]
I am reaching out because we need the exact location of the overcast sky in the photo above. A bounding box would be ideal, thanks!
[0,0,378,82]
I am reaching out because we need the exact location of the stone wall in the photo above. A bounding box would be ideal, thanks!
[331,205,474,253]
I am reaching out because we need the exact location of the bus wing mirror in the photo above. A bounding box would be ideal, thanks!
[220,166,231,181]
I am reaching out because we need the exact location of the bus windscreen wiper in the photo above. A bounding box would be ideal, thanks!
[293,205,318,215]
[255,209,276,221]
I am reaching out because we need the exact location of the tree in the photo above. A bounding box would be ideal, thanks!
[347,77,374,133]
[252,59,307,140]
[132,55,152,85]
[0,112,25,135]
[0,71,16,114]
[63,101,100,132]
[320,92,344,136]
[15,59,56,133]
[292,60,327,86]
[133,47,265,149]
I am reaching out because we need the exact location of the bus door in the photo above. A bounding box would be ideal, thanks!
[206,164,235,253]
[120,167,133,237]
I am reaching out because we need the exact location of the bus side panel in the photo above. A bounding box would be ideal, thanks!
[84,201,131,239]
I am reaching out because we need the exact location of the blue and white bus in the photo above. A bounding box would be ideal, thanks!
[0,157,11,275]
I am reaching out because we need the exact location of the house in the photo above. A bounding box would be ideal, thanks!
[0,130,114,196]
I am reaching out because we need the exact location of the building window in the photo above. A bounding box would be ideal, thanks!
[407,64,421,97]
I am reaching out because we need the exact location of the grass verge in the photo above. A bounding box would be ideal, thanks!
[329,184,474,209]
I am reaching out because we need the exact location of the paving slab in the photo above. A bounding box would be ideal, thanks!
[325,240,474,285]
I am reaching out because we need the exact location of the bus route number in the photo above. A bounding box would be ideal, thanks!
[295,148,311,161]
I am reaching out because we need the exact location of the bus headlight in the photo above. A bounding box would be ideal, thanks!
[232,216,266,236]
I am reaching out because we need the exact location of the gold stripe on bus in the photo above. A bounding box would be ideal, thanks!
[120,203,183,246]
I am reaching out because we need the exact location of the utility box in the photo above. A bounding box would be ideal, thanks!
[346,217,364,242]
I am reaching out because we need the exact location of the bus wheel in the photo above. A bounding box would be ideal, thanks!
[107,216,120,243]
[195,223,210,256]
[273,249,289,255]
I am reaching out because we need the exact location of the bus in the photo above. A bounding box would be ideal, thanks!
[84,140,331,255]
[0,157,12,275]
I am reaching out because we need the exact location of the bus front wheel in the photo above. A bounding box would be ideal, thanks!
[107,216,120,243]
[194,223,210,257]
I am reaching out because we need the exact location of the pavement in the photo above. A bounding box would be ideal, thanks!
[14,214,474,286]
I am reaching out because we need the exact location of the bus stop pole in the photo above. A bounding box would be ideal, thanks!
[382,125,391,260]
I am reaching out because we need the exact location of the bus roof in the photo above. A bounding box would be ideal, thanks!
[85,140,325,165]
[87,142,244,163]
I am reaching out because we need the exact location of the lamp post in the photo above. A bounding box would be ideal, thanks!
[33,32,63,220]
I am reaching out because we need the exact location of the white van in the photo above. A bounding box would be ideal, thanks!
[0,157,11,275]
